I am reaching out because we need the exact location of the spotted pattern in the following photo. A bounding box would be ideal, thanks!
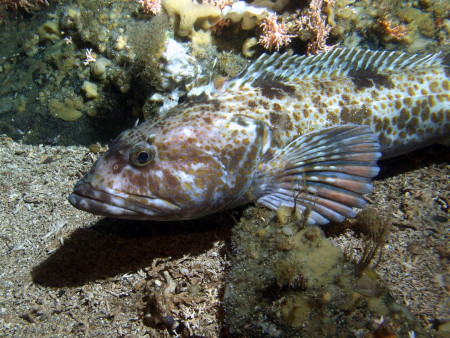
[214,65,449,158]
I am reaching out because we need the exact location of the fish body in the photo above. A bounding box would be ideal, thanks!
[69,48,450,225]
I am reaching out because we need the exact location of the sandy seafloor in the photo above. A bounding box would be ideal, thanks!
[0,133,449,336]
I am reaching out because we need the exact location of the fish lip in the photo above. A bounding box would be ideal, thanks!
[68,192,140,218]
[69,179,180,218]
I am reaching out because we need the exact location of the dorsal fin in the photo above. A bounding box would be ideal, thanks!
[226,48,444,90]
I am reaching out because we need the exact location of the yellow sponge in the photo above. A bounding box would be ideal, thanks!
[162,0,221,37]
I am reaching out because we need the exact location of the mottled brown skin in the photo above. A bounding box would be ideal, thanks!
[217,66,449,158]
[70,105,272,220]
[70,49,449,222]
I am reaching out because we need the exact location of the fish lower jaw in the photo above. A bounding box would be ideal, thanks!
[69,181,180,220]
[68,192,145,218]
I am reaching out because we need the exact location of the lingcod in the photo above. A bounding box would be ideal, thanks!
[69,48,450,225]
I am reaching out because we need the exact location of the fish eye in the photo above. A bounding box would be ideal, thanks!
[130,144,155,167]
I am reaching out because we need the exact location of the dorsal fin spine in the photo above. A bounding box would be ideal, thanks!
[225,48,444,92]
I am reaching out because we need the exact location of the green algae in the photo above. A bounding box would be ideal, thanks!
[128,13,172,89]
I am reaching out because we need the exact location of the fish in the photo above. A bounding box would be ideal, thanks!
[69,48,450,225]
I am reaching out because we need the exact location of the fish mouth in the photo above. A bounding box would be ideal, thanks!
[68,179,181,220]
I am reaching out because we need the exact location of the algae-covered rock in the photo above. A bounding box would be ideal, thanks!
[224,206,426,336]
[39,20,61,42]
[274,226,344,291]
[49,97,83,122]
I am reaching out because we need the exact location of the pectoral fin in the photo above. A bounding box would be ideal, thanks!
[256,124,381,225]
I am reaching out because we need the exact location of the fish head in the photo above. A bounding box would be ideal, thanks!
[69,111,271,220]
